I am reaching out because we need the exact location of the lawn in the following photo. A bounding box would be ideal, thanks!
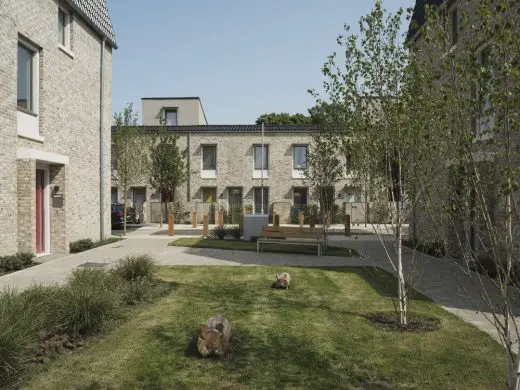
[23,266,505,389]
[170,237,359,257]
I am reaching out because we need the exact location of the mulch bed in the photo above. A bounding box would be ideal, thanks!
[366,312,441,333]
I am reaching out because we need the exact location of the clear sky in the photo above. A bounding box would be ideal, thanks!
[107,0,414,124]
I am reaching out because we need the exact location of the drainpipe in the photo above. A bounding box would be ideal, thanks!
[99,37,106,240]
[187,131,191,203]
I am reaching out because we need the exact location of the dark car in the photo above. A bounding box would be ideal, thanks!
[111,203,124,229]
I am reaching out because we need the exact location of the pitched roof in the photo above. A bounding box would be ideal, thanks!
[65,0,117,48]
[112,124,319,133]
[407,0,445,42]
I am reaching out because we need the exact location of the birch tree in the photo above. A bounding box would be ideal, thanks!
[411,1,520,388]
[309,0,434,325]
[112,103,148,235]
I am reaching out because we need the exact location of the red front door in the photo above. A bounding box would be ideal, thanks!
[36,169,45,254]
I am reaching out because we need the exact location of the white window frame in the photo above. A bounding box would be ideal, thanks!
[201,144,217,179]
[253,144,269,179]
[344,186,361,203]
[253,187,269,215]
[57,6,73,57]
[17,38,42,141]
[292,144,308,179]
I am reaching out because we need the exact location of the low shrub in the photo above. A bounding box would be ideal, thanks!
[69,239,94,253]
[120,276,155,305]
[211,226,227,240]
[52,269,121,336]
[16,252,35,266]
[111,254,155,281]
[69,237,123,254]
[226,226,241,240]
[402,239,445,258]
[0,255,23,272]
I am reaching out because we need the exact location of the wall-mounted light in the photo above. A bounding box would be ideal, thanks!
[52,185,60,194]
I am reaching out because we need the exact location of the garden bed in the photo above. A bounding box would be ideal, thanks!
[69,237,125,253]
[0,252,39,277]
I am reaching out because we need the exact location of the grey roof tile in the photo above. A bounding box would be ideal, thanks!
[66,0,117,48]
[111,124,319,133]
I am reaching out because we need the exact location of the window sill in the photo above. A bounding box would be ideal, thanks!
[292,169,305,179]
[252,170,269,179]
[18,133,45,143]
[201,170,217,179]
[58,44,75,59]
[17,107,38,117]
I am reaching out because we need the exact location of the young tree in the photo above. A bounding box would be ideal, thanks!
[309,1,434,325]
[410,1,520,388]
[149,126,188,228]
[112,103,148,236]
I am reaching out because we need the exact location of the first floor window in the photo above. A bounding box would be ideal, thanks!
[254,187,269,215]
[254,145,268,170]
[17,44,35,111]
[293,145,308,170]
[202,145,217,170]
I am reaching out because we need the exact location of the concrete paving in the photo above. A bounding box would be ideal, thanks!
[0,224,517,351]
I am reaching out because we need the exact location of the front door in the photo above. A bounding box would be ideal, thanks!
[202,187,217,224]
[36,169,45,254]
[228,187,243,223]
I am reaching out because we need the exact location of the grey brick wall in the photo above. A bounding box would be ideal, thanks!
[0,0,113,255]
[118,131,358,224]
[17,159,36,253]
[0,13,19,255]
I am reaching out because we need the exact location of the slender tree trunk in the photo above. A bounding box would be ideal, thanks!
[123,184,127,236]
[505,188,516,390]
[396,201,407,325]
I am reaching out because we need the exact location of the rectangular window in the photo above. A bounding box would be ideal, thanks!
[254,187,269,215]
[202,145,217,171]
[17,44,34,112]
[450,7,458,45]
[58,8,71,48]
[345,186,361,203]
[293,145,308,170]
[165,109,177,126]
[254,145,268,170]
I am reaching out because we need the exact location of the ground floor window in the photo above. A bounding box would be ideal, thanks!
[253,187,269,215]
[345,186,361,203]
[293,187,308,206]
[111,187,118,204]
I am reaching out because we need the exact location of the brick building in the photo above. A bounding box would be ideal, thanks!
[112,97,367,225]
[0,0,116,256]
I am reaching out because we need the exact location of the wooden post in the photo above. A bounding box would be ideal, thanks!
[203,214,209,236]
[310,215,316,228]
[274,214,280,227]
[192,209,197,228]
[217,211,224,228]
[299,211,304,228]
[344,214,351,237]
[168,215,174,236]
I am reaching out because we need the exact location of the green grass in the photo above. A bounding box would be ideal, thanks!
[23,266,505,390]
[170,237,359,257]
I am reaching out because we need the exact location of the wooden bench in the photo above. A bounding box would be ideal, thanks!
[256,226,325,256]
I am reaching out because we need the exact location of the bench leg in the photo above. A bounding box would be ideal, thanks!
[318,244,321,256]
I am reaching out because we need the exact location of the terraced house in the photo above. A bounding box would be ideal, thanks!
[112,97,367,225]
[0,0,117,256]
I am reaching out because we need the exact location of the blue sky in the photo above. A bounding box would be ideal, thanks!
[108,0,414,124]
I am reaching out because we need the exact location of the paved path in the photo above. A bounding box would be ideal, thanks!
[0,224,517,351]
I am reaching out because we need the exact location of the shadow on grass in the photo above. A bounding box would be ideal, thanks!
[146,323,396,389]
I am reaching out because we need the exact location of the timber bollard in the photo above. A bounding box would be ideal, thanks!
[217,211,224,228]
[203,214,209,236]
[344,214,351,236]
[299,212,304,228]
[192,209,197,228]
[168,215,174,236]
[274,214,280,227]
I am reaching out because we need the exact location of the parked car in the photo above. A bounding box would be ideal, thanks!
[111,203,124,229]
